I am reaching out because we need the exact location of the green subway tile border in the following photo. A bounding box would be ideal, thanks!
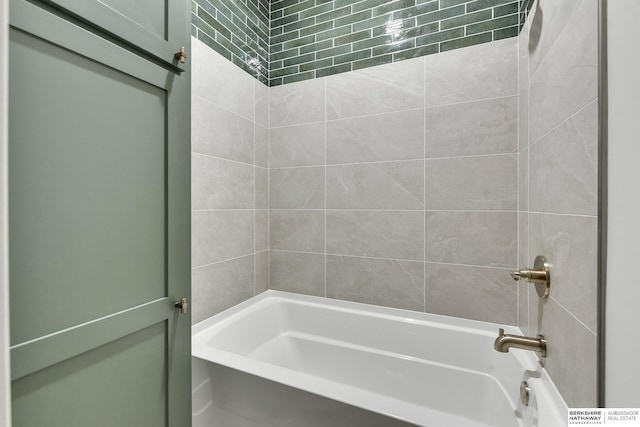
[192,0,533,86]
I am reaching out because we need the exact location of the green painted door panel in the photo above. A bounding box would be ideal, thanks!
[12,322,168,427]
[33,0,188,70]
[8,0,191,425]
[9,28,167,344]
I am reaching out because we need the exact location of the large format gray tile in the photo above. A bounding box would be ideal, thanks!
[255,167,268,210]
[326,58,424,120]
[518,25,530,151]
[270,78,325,127]
[255,124,269,168]
[191,95,255,164]
[192,154,254,210]
[529,297,597,407]
[425,155,517,210]
[255,79,269,128]
[529,213,597,332]
[270,167,325,209]
[270,251,325,297]
[192,38,254,121]
[425,97,518,158]
[191,255,254,324]
[269,122,325,168]
[519,148,529,212]
[327,161,424,210]
[191,210,254,267]
[424,38,517,108]
[255,251,269,294]
[255,209,268,253]
[425,263,516,325]
[270,210,325,252]
[529,0,598,143]
[327,255,424,311]
[425,211,517,268]
[530,100,598,216]
[327,210,424,261]
[326,109,424,164]
[526,0,583,76]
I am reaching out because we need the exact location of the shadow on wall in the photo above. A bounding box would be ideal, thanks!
[529,3,543,53]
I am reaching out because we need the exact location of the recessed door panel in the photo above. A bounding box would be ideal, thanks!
[9,29,167,344]
[11,322,168,427]
[99,0,168,39]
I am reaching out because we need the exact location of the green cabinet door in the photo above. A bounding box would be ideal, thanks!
[8,0,190,425]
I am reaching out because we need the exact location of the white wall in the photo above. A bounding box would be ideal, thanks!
[0,0,12,423]
[605,0,640,407]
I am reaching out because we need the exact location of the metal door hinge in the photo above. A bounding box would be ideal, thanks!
[174,297,188,314]
[174,47,187,64]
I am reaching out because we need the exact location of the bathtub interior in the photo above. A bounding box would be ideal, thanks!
[192,291,567,427]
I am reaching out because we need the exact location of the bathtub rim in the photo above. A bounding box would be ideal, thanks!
[192,290,568,426]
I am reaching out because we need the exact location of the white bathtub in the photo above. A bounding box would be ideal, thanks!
[192,291,567,427]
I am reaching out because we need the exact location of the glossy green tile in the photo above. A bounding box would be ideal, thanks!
[299,58,334,72]
[353,34,391,51]
[284,16,316,33]
[494,25,519,40]
[271,65,299,78]
[393,43,438,60]
[316,63,352,78]
[353,0,391,13]
[393,0,439,20]
[440,0,469,7]
[300,3,334,19]
[271,47,299,62]
[335,30,372,46]
[333,49,372,64]
[441,9,493,30]
[353,14,393,32]
[372,0,416,17]
[466,14,518,35]
[283,34,316,50]
[440,31,493,51]
[316,6,352,24]
[336,10,373,27]
[372,38,415,56]
[284,71,315,84]
[353,54,392,70]
[300,39,333,55]
[416,27,464,45]
[315,25,353,42]
[495,2,519,17]
[283,52,316,67]
[316,43,352,59]
[466,0,511,12]
[283,0,315,16]
[300,21,334,38]
[416,5,465,25]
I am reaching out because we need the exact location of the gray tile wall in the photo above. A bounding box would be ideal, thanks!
[191,38,270,324]
[268,37,519,326]
[518,0,598,407]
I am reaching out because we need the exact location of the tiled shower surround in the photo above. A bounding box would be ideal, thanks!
[191,0,536,86]
[268,38,519,325]
[191,0,598,410]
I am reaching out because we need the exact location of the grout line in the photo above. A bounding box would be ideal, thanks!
[550,294,597,336]
[423,54,427,314]
[528,96,599,149]
[192,151,256,168]
[324,77,328,298]
[192,252,257,271]
[192,93,256,124]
